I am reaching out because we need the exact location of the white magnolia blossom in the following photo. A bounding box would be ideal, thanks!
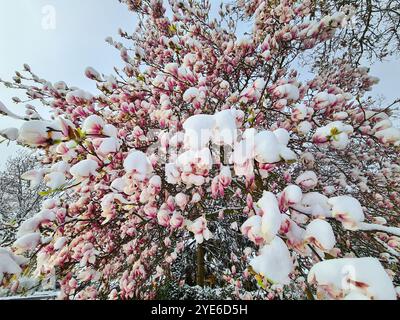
[313,121,354,150]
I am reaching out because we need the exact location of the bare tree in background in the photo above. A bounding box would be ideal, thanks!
[0,151,43,246]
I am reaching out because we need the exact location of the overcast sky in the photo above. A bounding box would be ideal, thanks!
[0,1,399,168]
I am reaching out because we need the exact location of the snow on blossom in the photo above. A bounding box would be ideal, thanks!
[250,237,293,284]
[257,191,282,243]
[0,127,19,141]
[295,171,318,190]
[157,208,171,227]
[16,209,56,239]
[101,193,130,224]
[21,169,46,188]
[313,91,338,110]
[254,129,296,164]
[313,121,353,150]
[304,219,336,251]
[230,129,256,177]
[176,148,213,173]
[187,216,212,244]
[219,166,232,187]
[165,163,181,184]
[183,87,200,103]
[70,159,99,180]
[175,193,188,210]
[44,171,66,189]
[328,195,364,230]
[254,131,281,164]
[280,216,306,250]
[0,100,25,119]
[110,177,127,192]
[123,151,153,180]
[97,137,121,155]
[17,120,53,147]
[54,237,68,250]
[273,83,300,101]
[0,248,28,282]
[374,127,400,145]
[298,192,332,217]
[82,115,104,135]
[65,89,93,105]
[308,257,396,300]
[212,109,238,146]
[241,215,264,245]
[279,184,303,210]
[183,114,215,150]
[291,105,309,121]
[13,232,41,253]
[297,121,312,135]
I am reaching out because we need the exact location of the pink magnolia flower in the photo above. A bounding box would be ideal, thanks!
[187,216,212,244]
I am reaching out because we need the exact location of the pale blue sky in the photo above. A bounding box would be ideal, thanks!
[0,1,399,168]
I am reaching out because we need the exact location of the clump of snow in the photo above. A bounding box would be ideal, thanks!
[213,109,238,146]
[183,114,216,150]
[70,159,99,180]
[241,215,264,245]
[13,233,41,253]
[304,219,336,251]
[308,257,396,300]
[54,237,68,251]
[254,129,296,164]
[123,151,153,180]
[279,184,303,209]
[374,127,400,146]
[65,89,93,105]
[273,83,300,101]
[295,171,318,190]
[297,192,331,217]
[328,195,364,230]
[250,237,293,284]
[0,248,28,282]
[0,127,19,141]
[257,191,282,243]
[44,171,66,189]
[17,120,51,147]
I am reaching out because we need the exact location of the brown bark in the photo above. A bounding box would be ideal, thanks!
[196,244,205,287]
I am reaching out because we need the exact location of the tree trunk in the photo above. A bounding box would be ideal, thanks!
[196,244,205,287]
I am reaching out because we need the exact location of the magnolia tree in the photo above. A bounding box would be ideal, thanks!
[0,0,400,300]
[0,151,44,248]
